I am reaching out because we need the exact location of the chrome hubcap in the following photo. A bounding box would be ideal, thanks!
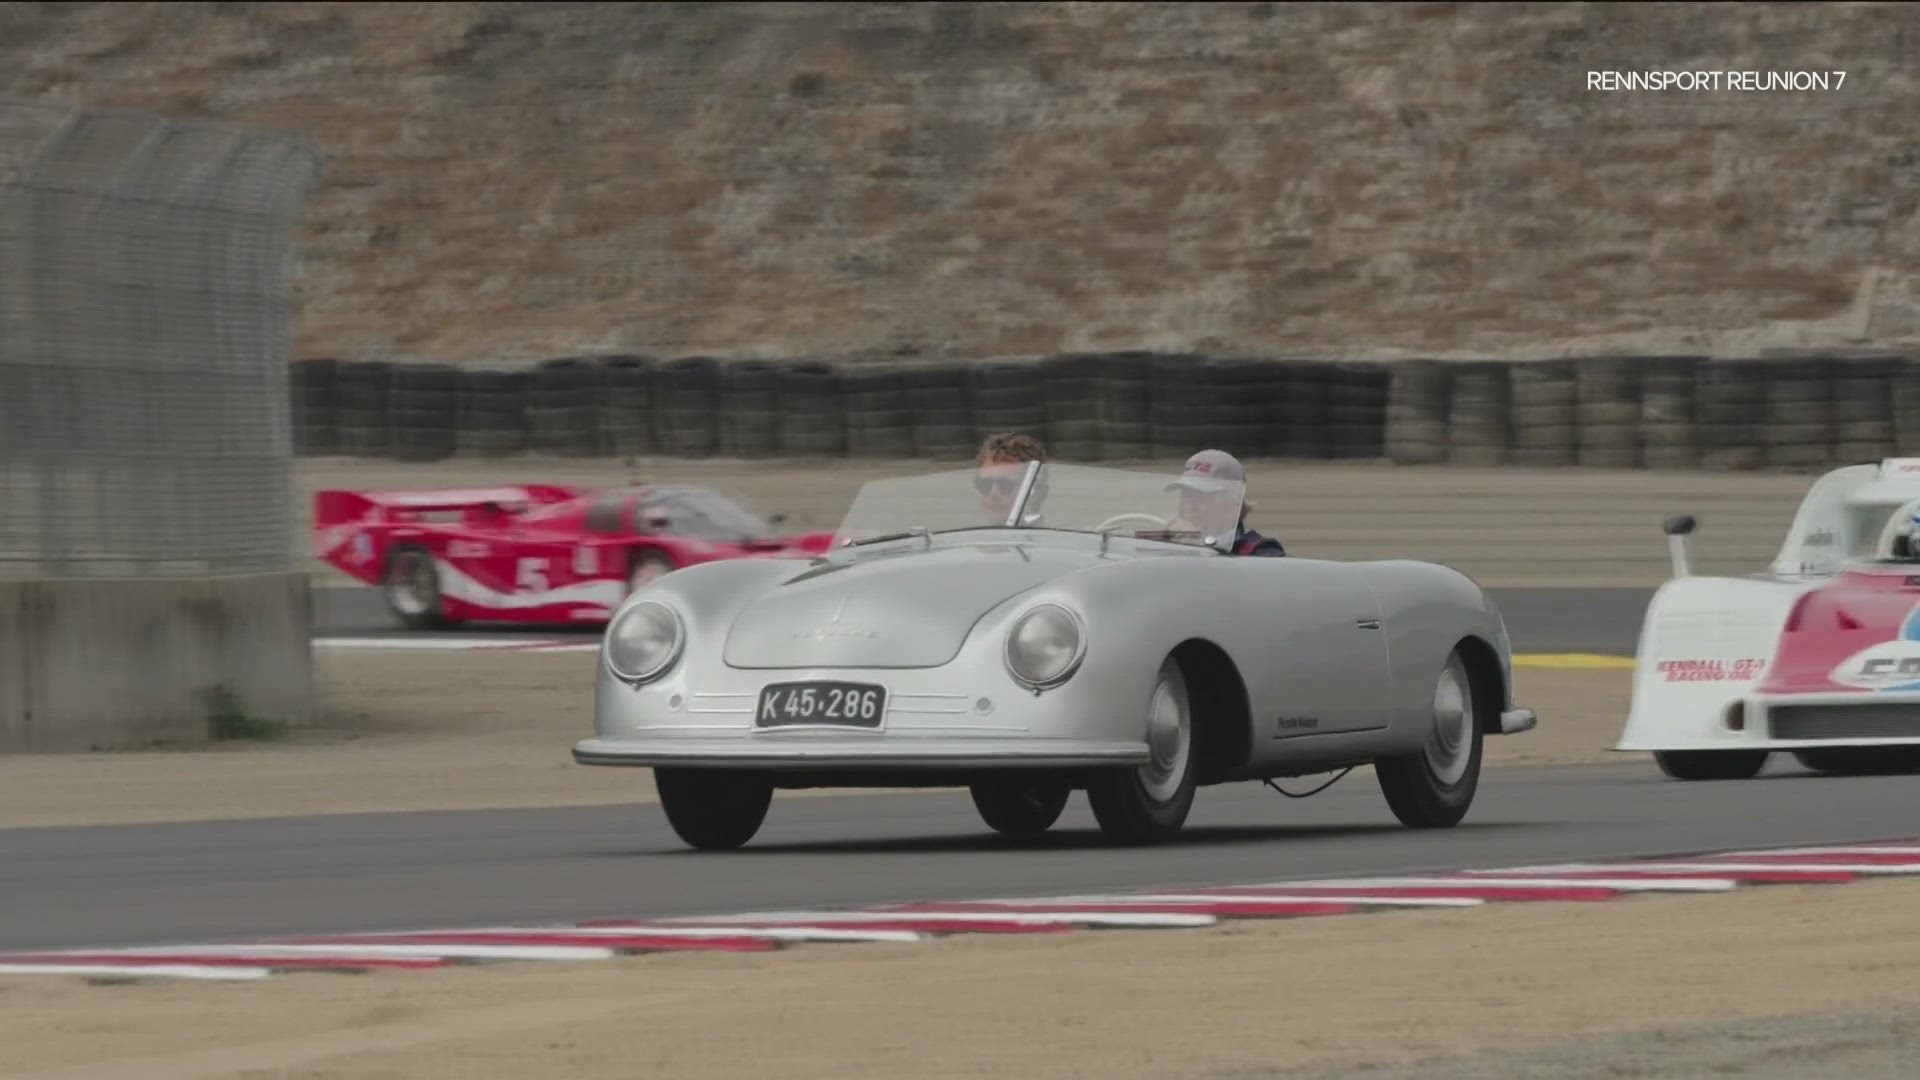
[1139,669,1191,803]
[630,559,666,591]
[1425,660,1474,786]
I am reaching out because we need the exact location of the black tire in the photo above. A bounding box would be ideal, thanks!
[626,547,677,595]
[1086,656,1198,844]
[969,780,1071,837]
[382,544,460,630]
[1653,749,1770,780]
[1792,747,1920,775]
[1376,649,1483,828]
[654,768,774,851]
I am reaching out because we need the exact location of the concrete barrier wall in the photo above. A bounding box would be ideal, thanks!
[0,572,312,751]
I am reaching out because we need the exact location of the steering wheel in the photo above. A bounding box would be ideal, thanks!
[1095,512,1170,533]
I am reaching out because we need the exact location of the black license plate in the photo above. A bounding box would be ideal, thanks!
[754,681,888,729]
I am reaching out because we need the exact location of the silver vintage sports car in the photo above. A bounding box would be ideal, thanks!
[574,461,1538,848]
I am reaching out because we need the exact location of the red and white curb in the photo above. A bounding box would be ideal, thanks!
[5,839,1918,983]
[315,637,597,653]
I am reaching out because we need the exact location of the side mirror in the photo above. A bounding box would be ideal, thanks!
[1663,514,1696,578]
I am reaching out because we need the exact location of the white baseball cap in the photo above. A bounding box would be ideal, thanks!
[1166,449,1245,494]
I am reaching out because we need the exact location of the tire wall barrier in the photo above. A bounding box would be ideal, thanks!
[287,352,1916,471]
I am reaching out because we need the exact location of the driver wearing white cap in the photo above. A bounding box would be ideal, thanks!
[1167,449,1286,557]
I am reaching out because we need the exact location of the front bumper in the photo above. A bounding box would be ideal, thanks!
[1616,690,1920,751]
[573,736,1151,770]
[1500,708,1538,735]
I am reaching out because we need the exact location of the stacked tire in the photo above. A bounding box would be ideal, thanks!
[1574,356,1644,469]
[1831,352,1900,465]
[717,360,783,458]
[290,358,339,455]
[601,355,656,457]
[387,363,460,462]
[909,363,975,461]
[1383,359,1450,466]
[843,364,916,458]
[1276,360,1332,459]
[1758,355,1833,471]
[1895,356,1920,456]
[1097,352,1155,461]
[334,360,394,457]
[457,367,531,457]
[529,357,604,457]
[1445,361,1510,466]
[1041,354,1106,461]
[1640,357,1704,470]
[971,361,1047,449]
[1506,359,1576,468]
[653,357,721,457]
[777,360,846,457]
[1147,354,1214,458]
[1694,359,1766,471]
[1327,362,1388,459]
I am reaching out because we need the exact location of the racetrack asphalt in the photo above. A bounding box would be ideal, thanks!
[4,757,1915,954]
[314,585,1657,656]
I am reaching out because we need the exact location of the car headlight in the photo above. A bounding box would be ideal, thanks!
[1004,603,1086,688]
[606,600,683,683]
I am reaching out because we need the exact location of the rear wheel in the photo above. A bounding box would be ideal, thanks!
[970,780,1071,837]
[627,548,677,594]
[1376,649,1483,828]
[1086,656,1198,844]
[1653,750,1770,781]
[1793,748,1920,775]
[653,768,774,851]
[383,545,459,630]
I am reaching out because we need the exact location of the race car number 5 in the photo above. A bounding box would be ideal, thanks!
[517,557,550,593]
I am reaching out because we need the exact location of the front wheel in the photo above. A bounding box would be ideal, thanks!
[1653,750,1770,781]
[970,781,1071,837]
[653,768,774,850]
[1376,649,1483,829]
[1086,656,1198,844]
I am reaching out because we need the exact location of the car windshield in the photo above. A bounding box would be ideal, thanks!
[830,463,1246,550]
[642,487,772,542]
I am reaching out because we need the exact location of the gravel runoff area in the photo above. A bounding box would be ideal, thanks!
[0,652,1630,829]
[1,877,1915,1079]
[294,456,1823,588]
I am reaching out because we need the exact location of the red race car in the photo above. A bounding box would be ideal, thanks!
[315,483,834,629]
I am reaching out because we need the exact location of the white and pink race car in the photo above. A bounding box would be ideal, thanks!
[1619,456,1920,779]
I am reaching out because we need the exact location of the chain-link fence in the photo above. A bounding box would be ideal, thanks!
[0,97,321,578]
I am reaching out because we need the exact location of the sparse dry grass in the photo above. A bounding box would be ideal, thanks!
[6,3,1917,363]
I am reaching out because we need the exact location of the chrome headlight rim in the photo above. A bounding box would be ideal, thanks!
[1002,602,1088,689]
[604,599,685,685]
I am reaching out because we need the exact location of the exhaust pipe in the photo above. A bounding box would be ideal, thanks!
[1663,515,1697,579]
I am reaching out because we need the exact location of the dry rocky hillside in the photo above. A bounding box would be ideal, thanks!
[5,1,1919,365]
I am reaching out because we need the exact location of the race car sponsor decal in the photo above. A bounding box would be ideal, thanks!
[1880,458,1920,479]
[1656,658,1766,682]
[1829,638,1920,691]
[447,540,491,559]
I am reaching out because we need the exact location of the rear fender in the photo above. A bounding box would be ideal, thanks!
[1615,576,1809,751]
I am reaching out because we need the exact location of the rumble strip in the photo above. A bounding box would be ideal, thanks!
[4,839,1917,982]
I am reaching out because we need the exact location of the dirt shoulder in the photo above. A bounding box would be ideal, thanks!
[294,456,1815,588]
[2,877,1915,1080]
[0,654,1631,830]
